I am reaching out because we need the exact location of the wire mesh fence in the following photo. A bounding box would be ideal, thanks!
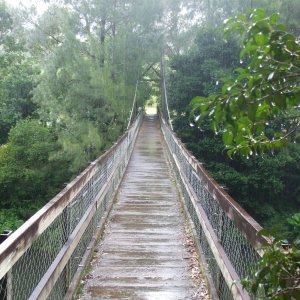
[160,118,268,300]
[0,114,142,300]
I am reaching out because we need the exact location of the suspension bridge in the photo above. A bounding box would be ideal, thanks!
[0,59,269,300]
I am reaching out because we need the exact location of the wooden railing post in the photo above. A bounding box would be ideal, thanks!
[0,231,13,300]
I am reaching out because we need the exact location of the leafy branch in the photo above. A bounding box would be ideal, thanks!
[242,226,300,300]
[191,8,300,157]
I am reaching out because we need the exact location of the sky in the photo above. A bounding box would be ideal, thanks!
[8,0,48,13]
[9,0,41,7]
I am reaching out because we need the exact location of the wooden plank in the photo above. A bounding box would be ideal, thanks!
[79,115,205,299]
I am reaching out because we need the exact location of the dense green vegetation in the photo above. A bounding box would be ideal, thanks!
[0,0,168,231]
[168,2,300,237]
[193,10,300,157]
[242,223,300,299]
[166,2,299,298]
[0,0,205,231]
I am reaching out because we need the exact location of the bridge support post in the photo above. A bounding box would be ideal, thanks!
[0,231,13,300]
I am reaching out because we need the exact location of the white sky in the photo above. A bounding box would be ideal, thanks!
[8,0,48,13]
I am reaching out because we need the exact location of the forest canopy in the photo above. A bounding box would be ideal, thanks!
[0,0,169,231]
[0,0,215,231]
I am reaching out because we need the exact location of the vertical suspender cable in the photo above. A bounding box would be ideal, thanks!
[127,79,139,130]
[161,52,173,130]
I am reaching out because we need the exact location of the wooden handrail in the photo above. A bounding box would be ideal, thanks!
[160,116,270,253]
[0,114,142,281]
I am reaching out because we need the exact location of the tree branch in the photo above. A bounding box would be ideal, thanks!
[31,19,63,45]
[271,286,300,298]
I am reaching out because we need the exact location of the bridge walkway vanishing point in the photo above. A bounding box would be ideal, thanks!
[79,114,208,299]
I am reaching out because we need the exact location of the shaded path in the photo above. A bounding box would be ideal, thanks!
[80,115,201,299]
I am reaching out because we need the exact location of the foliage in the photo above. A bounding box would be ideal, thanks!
[182,9,300,299]
[168,27,239,113]
[168,21,300,235]
[0,119,70,210]
[0,209,24,233]
[0,0,12,40]
[0,0,204,232]
[0,1,38,144]
[173,115,300,229]
[29,0,166,172]
[287,213,300,241]
[192,9,300,157]
[242,229,300,299]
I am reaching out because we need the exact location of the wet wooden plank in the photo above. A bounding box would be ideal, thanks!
[79,115,201,300]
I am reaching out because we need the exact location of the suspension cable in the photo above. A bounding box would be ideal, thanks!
[127,79,139,130]
[160,52,173,130]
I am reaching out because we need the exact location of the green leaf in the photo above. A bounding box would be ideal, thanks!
[251,280,259,294]
[222,130,233,145]
[276,23,288,31]
[252,8,266,20]
[257,267,270,281]
[223,17,235,26]
[240,146,251,157]
[255,32,268,45]
[269,13,279,25]
[237,14,247,22]
[282,33,295,43]
[273,140,284,148]
[240,44,258,58]
[256,103,270,119]
[191,96,207,105]
[226,147,235,159]
[222,84,230,95]
[287,213,300,227]
[235,67,246,74]
[255,123,265,134]
[255,20,270,33]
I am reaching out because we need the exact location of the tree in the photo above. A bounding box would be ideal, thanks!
[242,227,300,300]
[192,9,300,157]
[0,1,38,144]
[168,27,239,113]
[0,119,70,214]
[168,24,299,229]
[189,9,300,299]
[28,0,175,171]
[0,0,12,40]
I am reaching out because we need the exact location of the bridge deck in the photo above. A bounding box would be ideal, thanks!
[79,115,206,299]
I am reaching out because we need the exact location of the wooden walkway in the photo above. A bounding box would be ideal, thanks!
[79,115,203,299]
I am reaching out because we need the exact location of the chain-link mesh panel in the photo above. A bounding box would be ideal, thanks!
[11,213,66,300]
[0,275,8,300]
[0,114,142,300]
[161,119,261,299]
